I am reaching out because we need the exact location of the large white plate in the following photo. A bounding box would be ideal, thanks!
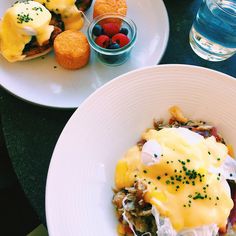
[46,64,236,236]
[0,0,169,108]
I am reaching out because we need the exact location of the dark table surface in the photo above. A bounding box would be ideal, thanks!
[0,0,236,226]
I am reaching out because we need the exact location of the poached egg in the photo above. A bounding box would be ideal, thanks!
[115,127,235,235]
[0,0,54,62]
[35,0,84,30]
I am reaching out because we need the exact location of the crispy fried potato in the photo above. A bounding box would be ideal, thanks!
[93,0,127,18]
[54,30,90,70]
[169,105,188,123]
[93,0,127,26]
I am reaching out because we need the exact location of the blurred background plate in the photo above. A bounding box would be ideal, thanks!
[0,0,169,108]
[46,64,236,236]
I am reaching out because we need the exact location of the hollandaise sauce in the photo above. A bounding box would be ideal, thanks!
[114,127,234,234]
[35,0,84,30]
[0,1,54,62]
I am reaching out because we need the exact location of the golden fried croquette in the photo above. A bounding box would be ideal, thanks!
[54,30,90,70]
[93,0,127,19]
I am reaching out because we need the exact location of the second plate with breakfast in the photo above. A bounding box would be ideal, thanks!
[46,64,236,235]
[0,0,169,108]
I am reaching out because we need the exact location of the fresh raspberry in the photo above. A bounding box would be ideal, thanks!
[102,23,120,37]
[112,33,130,48]
[95,35,110,48]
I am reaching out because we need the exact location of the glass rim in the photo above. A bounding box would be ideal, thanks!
[212,0,236,17]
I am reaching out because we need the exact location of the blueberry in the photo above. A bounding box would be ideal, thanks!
[119,28,128,35]
[93,25,103,36]
[107,43,120,49]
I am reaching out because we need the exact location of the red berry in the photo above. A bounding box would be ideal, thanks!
[102,23,120,37]
[95,35,110,48]
[112,33,130,48]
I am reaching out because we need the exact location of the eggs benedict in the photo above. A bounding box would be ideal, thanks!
[0,0,63,62]
[35,0,84,30]
[113,107,236,236]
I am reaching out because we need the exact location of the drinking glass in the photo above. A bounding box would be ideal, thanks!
[189,0,236,61]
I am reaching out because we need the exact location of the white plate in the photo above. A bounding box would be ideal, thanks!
[0,0,169,108]
[46,64,236,236]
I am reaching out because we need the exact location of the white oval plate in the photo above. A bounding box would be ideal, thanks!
[46,64,236,236]
[0,0,169,108]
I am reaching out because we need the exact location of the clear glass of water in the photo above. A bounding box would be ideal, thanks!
[189,0,236,61]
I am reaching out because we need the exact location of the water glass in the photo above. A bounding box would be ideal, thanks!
[189,0,236,61]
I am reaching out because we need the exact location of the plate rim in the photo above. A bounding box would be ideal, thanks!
[0,0,170,109]
[45,63,236,235]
